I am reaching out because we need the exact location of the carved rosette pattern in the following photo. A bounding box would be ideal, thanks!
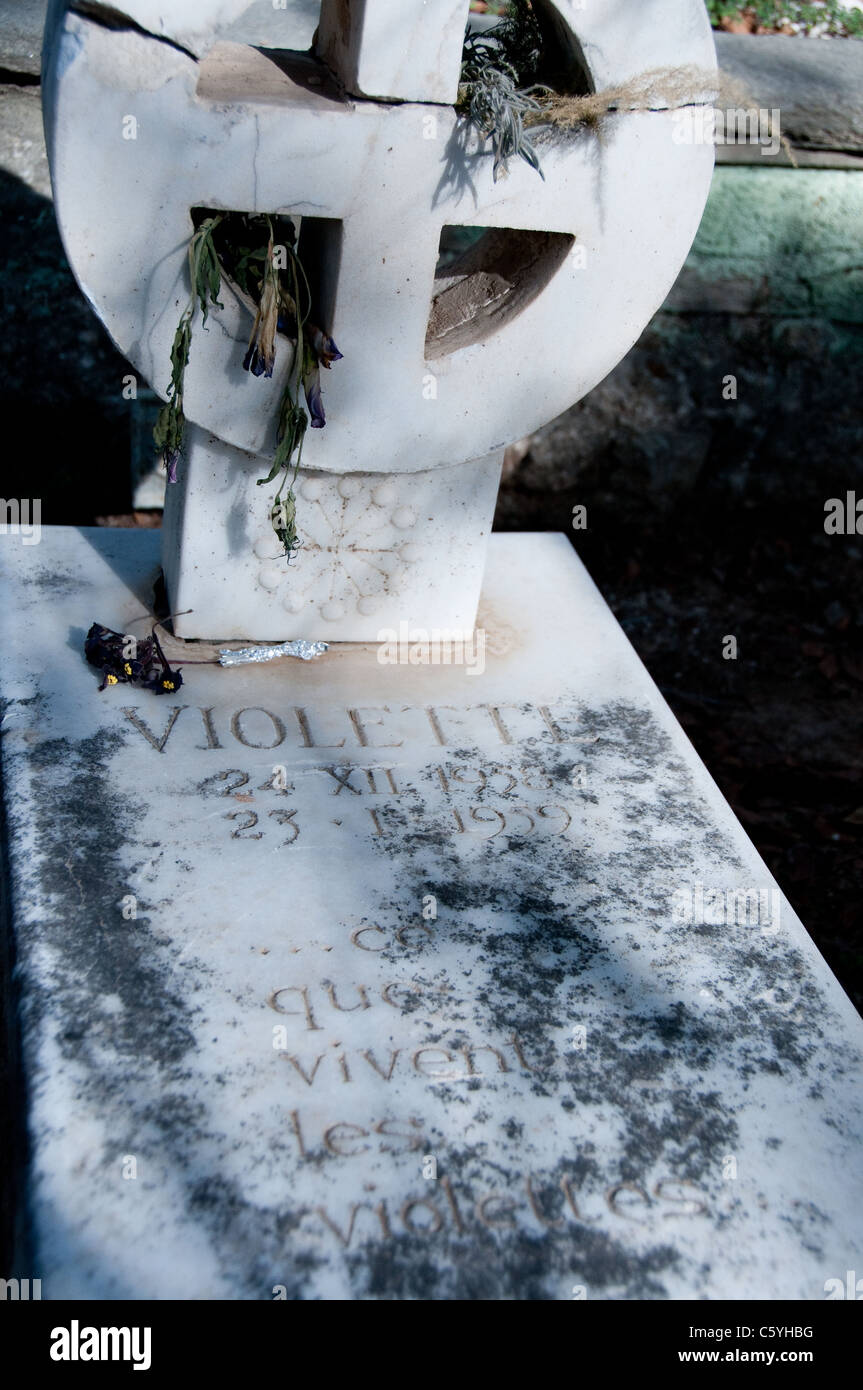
[253,472,421,622]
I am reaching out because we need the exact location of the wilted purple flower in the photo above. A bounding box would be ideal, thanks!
[164,449,180,484]
[243,275,279,378]
[303,364,325,428]
[308,324,342,370]
[244,348,268,377]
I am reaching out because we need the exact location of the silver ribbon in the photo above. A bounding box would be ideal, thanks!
[218,639,329,667]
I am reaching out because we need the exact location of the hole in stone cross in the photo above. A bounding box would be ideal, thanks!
[423,2,590,357]
[464,0,594,99]
[190,208,343,360]
[528,0,594,98]
[426,226,574,359]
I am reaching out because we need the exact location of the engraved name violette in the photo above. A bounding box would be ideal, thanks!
[117,701,595,844]
[119,701,596,753]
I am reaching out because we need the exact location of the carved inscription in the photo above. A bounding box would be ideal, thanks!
[305,1176,709,1247]
[280,1131,710,1247]
[263,958,712,1252]
[197,758,579,845]
[120,701,600,754]
[119,695,690,1260]
[120,700,596,844]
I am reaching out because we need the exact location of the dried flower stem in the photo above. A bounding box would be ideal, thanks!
[153,215,224,482]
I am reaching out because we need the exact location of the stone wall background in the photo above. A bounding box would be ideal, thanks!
[0,8,861,1006]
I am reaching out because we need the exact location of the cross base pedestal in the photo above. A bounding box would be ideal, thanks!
[162,428,503,641]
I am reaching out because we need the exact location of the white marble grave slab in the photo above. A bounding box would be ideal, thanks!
[1,527,862,1300]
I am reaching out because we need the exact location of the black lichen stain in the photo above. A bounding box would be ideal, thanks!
[337,699,858,1298]
[15,726,213,1287]
[188,1174,320,1298]
[23,568,80,597]
[27,730,195,1069]
[7,691,856,1300]
[19,723,329,1298]
[352,1222,679,1301]
[341,1152,680,1301]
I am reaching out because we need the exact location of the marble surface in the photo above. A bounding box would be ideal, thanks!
[161,433,504,641]
[41,1,716,639]
[43,0,716,474]
[1,527,862,1300]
